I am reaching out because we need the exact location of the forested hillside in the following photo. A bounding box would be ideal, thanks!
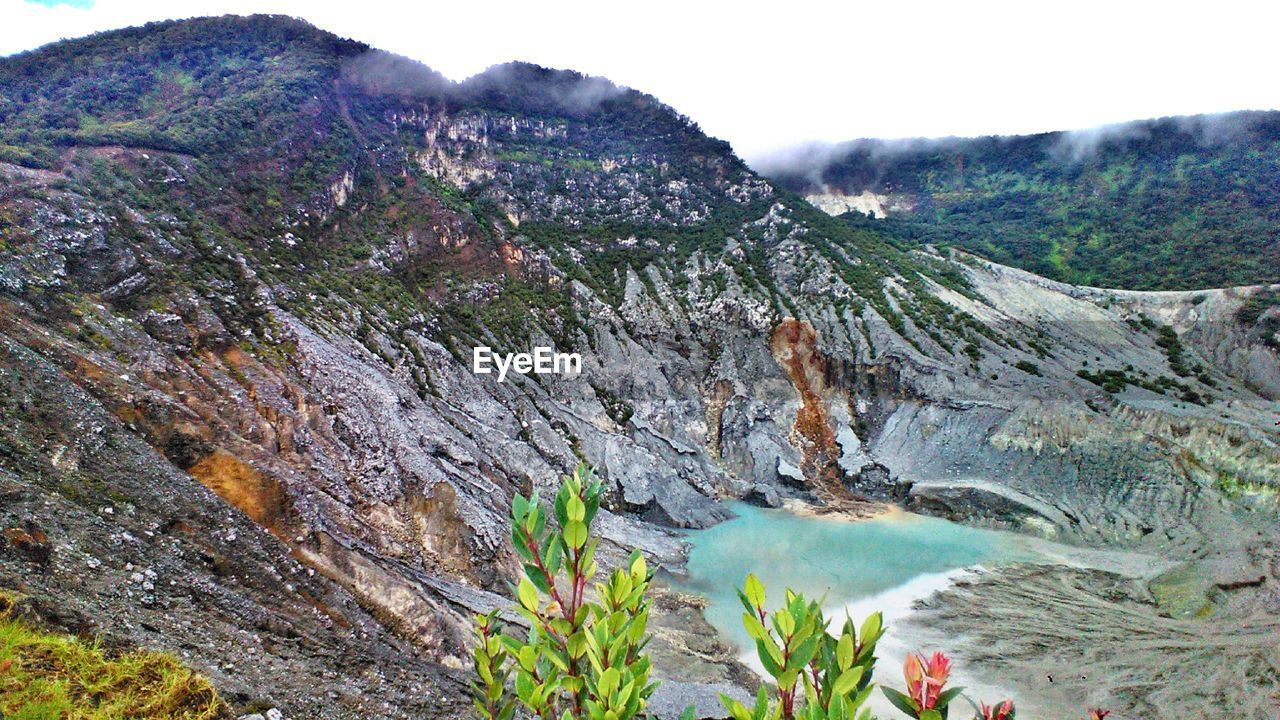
[762,112,1280,290]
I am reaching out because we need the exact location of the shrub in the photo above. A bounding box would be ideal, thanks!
[720,573,882,720]
[470,464,660,720]
[1013,361,1042,377]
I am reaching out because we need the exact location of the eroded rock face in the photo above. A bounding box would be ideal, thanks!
[0,338,470,719]
[1,18,1278,718]
[5,147,1276,679]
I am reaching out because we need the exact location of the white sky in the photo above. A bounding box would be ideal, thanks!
[4,0,1280,162]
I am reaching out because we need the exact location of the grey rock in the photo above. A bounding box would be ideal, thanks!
[648,681,753,720]
[142,311,193,349]
[744,483,782,508]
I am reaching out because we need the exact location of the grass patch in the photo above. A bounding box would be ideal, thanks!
[0,593,227,720]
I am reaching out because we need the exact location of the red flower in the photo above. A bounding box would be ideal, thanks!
[904,651,952,709]
[1088,710,1111,720]
[980,700,1015,720]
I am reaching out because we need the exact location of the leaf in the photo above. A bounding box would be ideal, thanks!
[756,638,783,677]
[524,565,552,594]
[629,551,647,580]
[744,573,766,610]
[849,684,873,711]
[774,608,795,638]
[515,672,534,702]
[826,693,845,720]
[567,631,588,659]
[518,646,537,671]
[563,520,588,549]
[859,612,882,647]
[753,686,769,717]
[546,540,564,575]
[543,647,569,673]
[837,633,855,670]
[531,506,546,539]
[880,687,919,717]
[789,633,820,670]
[831,667,864,697]
[511,529,533,562]
[719,696,753,720]
[920,711,943,720]
[476,656,494,684]
[517,577,539,611]
[742,612,770,641]
[511,494,530,523]
[935,686,966,709]
[553,488,569,525]
[680,705,698,720]
[777,668,799,691]
[567,494,586,522]
[599,666,621,699]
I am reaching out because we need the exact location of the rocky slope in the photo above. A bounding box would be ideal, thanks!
[2,15,1278,718]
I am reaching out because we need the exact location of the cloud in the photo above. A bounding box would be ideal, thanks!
[1049,111,1270,162]
[339,50,451,99]
[456,63,628,116]
[1049,121,1154,163]
[751,137,963,192]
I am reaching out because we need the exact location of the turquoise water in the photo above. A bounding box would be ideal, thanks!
[681,503,1036,652]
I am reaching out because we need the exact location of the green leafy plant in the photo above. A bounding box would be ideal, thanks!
[720,573,884,720]
[470,463,659,720]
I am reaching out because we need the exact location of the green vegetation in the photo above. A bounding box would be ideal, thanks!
[1076,365,1205,404]
[0,15,364,192]
[1154,325,1191,376]
[723,574,882,720]
[470,464,658,720]
[0,593,225,719]
[473,468,1121,720]
[1236,289,1280,325]
[1236,289,1280,350]
[770,113,1280,290]
[1013,361,1041,377]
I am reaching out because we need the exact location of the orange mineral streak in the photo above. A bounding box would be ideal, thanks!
[769,318,841,485]
[186,448,292,534]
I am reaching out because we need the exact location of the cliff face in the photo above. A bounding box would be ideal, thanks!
[1,15,1278,718]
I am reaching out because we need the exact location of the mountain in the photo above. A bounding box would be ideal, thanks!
[1,15,1278,719]
[759,112,1280,290]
